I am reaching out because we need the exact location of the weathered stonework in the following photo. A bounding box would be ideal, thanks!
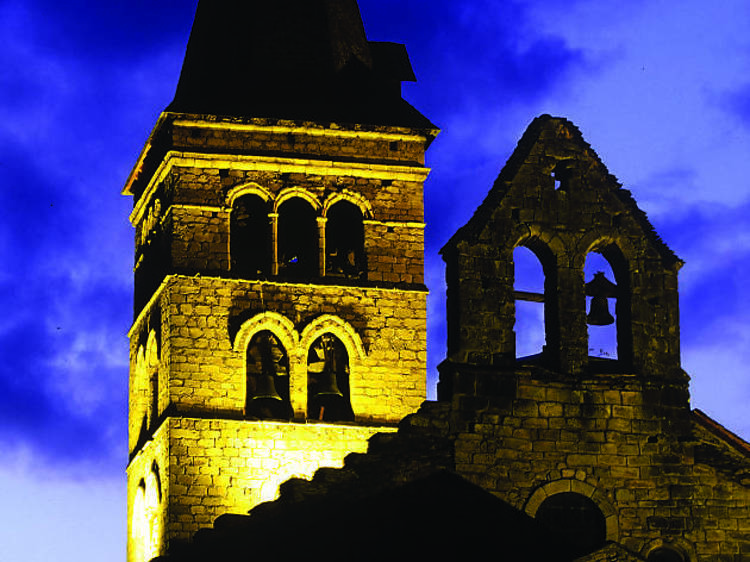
[126,416,391,560]
[124,1,750,560]
[164,116,750,562]
[123,14,438,554]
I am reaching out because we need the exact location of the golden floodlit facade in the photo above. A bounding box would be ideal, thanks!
[124,2,750,561]
[122,1,438,560]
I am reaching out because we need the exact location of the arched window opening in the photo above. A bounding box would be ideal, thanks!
[144,468,161,561]
[145,333,159,431]
[584,248,630,366]
[134,346,149,444]
[231,194,271,277]
[514,246,545,359]
[278,198,319,279]
[245,331,292,420]
[535,492,606,558]
[131,481,147,562]
[647,547,685,562]
[326,201,365,279]
[307,334,354,422]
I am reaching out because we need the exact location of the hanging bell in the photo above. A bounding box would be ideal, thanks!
[585,271,618,326]
[252,373,282,401]
[587,295,615,326]
[313,370,344,398]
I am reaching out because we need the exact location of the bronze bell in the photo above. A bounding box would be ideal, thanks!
[585,271,618,326]
[587,295,614,326]
[314,370,344,398]
[252,373,282,401]
[308,335,345,399]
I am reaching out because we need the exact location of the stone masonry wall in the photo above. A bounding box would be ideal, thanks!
[132,162,427,312]
[164,417,394,548]
[166,118,430,168]
[127,425,170,562]
[442,116,681,379]
[442,374,750,560]
[159,275,426,423]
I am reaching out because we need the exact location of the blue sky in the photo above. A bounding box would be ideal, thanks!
[2,1,750,560]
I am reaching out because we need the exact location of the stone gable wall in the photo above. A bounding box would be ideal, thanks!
[435,375,750,560]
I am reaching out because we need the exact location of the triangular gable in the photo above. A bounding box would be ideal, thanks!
[441,115,681,269]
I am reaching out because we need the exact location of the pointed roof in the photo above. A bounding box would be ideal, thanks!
[167,0,434,129]
[442,115,682,268]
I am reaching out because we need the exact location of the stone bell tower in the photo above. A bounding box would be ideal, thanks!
[122,1,437,560]
[439,115,684,402]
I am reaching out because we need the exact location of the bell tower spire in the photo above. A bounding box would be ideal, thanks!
[123,1,437,559]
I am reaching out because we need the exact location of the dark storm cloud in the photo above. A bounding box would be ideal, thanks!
[0,277,129,472]
[359,1,596,253]
[0,1,172,473]
[6,0,198,63]
[361,0,590,114]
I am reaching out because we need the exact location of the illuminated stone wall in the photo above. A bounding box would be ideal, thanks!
[144,276,426,422]
[163,418,392,543]
[126,418,391,556]
[127,426,169,562]
[125,113,434,561]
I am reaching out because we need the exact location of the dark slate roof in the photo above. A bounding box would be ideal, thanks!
[693,409,750,458]
[441,115,682,269]
[167,0,435,129]
[157,471,581,560]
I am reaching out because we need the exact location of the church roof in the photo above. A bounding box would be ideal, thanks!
[167,0,434,129]
[156,471,581,560]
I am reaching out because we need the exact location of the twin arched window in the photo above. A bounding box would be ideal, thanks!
[512,240,630,367]
[245,330,354,422]
[231,193,366,281]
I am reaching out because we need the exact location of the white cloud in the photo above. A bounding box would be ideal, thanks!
[0,465,124,562]
[684,320,750,439]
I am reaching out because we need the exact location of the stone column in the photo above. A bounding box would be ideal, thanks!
[317,216,327,277]
[269,213,279,276]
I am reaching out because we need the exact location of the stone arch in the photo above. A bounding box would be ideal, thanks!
[324,197,367,279]
[577,237,633,367]
[274,187,322,213]
[641,538,695,562]
[147,461,162,504]
[234,312,301,419]
[322,190,374,219]
[300,315,365,421]
[511,233,561,368]
[276,192,320,278]
[229,189,273,277]
[509,225,567,260]
[233,312,299,357]
[523,478,618,543]
[145,330,160,429]
[131,479,147,562]
[576,231,637,270]
[299,315,366,365]
[145,330,159,370]
[225,182,273,207]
